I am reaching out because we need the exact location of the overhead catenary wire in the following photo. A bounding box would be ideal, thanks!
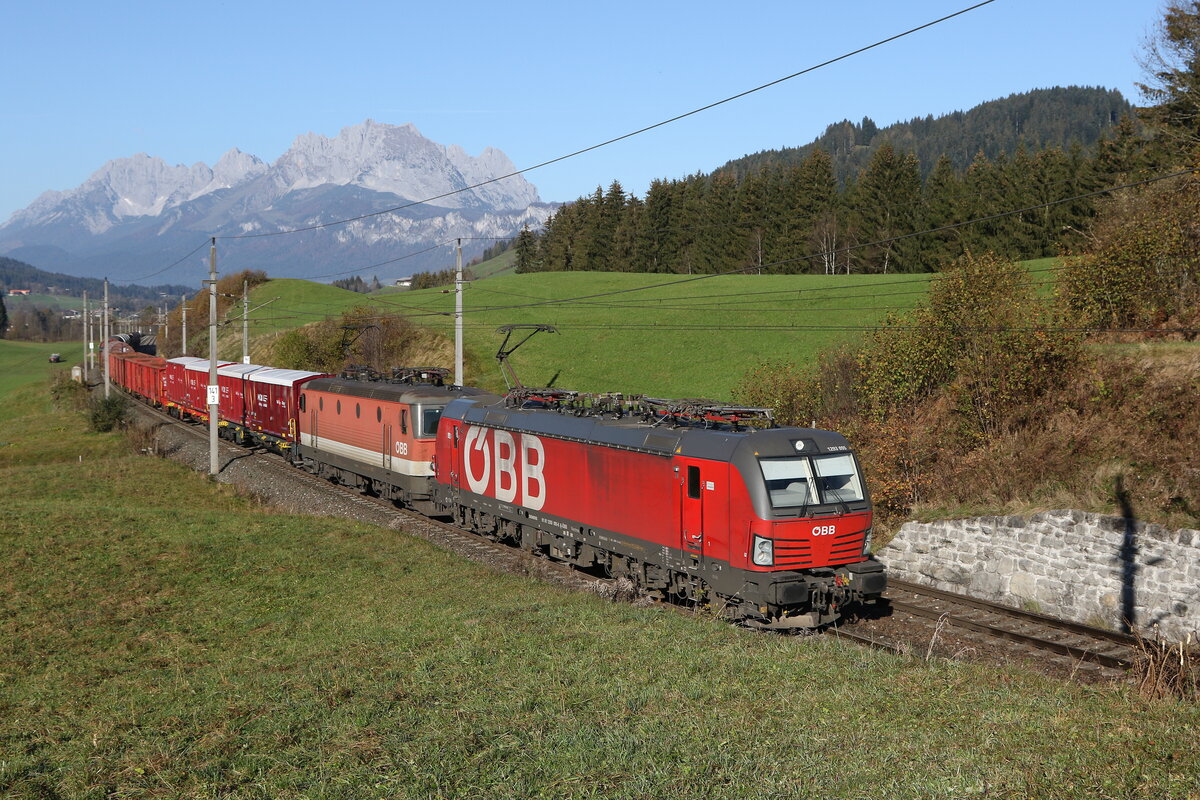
[116,239,212,284]
[110,2,1141,291]
[214,1,996,242]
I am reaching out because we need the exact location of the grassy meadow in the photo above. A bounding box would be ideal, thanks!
[0,339,79,397]
[2,340,1199,798]
[239,271,940,398]
[3,293,83,311]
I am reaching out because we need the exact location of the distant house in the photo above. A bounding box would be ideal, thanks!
[394,278,413,288]
[8,289,31,295]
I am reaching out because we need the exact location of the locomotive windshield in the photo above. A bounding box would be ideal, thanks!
[417,406,442,438]
[759,453,865,510]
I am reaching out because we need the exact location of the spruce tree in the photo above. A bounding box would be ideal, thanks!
[735,168,773,272]
[1137,2,1200,153]
[922,154,966,268]
[0,290,7,337]
[513,226,542,273]
[852,143,922,272]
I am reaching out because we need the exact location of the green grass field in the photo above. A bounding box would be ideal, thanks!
[3,293,84,311]
[242,278,369,336]
[340,271,937,397]
[0,339,80,397]
[234,258,1069,399]
[1,371,1198,798]
[467,247,517,279]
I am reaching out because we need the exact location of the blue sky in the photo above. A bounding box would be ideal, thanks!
[0,1,1164,223]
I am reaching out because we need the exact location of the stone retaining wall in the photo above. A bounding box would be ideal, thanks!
[877,511,1200,641]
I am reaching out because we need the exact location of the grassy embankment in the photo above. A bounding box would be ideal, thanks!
[364,269,939,397]
[2,339,1200,798]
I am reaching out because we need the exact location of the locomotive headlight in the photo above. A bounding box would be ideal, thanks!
[752,535,774,566]
[862,528,873,555]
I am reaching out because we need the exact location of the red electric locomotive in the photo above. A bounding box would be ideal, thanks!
[294,368,488,508]
[432,394,885,627]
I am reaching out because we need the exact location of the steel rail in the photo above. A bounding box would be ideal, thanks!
[889,578,1138,647]
[887,582,1133,671]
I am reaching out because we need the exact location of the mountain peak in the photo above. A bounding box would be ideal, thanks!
[275,120,539,208]
[0,122,552,281]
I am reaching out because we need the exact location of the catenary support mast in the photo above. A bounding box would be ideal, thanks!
[207,239,219,476]
[455,238,463,386]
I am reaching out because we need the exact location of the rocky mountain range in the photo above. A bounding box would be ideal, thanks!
[0,121,555,282]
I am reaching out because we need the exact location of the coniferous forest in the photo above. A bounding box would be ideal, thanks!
[514,87,1157,276]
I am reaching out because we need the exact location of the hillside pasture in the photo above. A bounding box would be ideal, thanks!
[237,259,1071,398]
[3,292,82,311]
[366,271,938,397]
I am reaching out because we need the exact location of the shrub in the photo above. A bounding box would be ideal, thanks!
[858,251,1080,436]
[1057,175,1200,332]
[88,394,128,433]
[735,348,860,428]
[266,305,447,374]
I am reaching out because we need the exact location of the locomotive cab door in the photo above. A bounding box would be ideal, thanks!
[383,423,392,471]
[680,460,706,558]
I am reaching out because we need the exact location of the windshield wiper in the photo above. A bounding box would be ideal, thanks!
[827,489,851,515]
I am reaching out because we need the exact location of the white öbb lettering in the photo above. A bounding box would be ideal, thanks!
[812,525,837,537]
[463,425,546,510]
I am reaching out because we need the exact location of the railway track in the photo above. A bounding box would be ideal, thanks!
[841,578,1137,678]
[123,386,1137,680]
[128,391,619,600]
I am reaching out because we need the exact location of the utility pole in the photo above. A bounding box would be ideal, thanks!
[242,279,250,364]
[181,295,188,356]
[83,291,89,375]
[102,278,110,398]
[455,238,463,386]
[207,238,219,476]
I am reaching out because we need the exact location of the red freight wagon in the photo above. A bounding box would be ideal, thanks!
[295,376,487,507]
[124,355,167,404]
[243,367,328,445]
[105,340,136,388]
[164,357,209,414]
[181,359,234,421]
[432,395,886,628]
[217,363,269,431]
